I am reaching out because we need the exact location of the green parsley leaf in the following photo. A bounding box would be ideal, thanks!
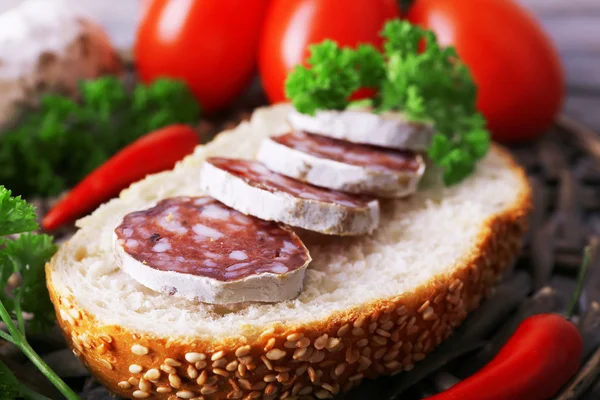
[285,40,361,115]
[2,234,58,334]
[0,187,38,236]
[354,44,386,89]
[0,77,201,198]
[0,360,23,399]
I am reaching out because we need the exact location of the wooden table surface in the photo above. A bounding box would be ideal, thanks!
[1,0,599,131]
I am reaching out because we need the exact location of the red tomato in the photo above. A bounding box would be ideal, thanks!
[135,0,269,113]
[408,0,564,142]
[259,0,399,104]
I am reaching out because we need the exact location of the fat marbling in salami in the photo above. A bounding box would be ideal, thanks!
[200,158,380,235]
[257,131,426,197]
[113,197,311,304]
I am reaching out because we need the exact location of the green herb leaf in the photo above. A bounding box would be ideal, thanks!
[3,234,57,334]
[0,187,38,236]
[0,360,23,399]
[285,40,361,115]
[0,77,201,198]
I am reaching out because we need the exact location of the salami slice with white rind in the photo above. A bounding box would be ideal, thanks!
[113,197,311,304]
[200,158,380,235]
[257,131,426,197]
[288,108,434,151]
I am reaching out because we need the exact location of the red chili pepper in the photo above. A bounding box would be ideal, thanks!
[42,124,199,231]
[425,313,583,400]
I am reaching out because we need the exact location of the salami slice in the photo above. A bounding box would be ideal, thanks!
[257,131,426,197]
[288,108,435,151]
[113,197,311,304]
[200,158,380,235]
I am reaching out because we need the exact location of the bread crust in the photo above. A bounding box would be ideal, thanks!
[46,145,531,400]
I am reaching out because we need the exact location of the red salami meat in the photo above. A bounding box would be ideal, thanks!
[273,131,422,172]
[114,197,309,282]
[205,158,373,208]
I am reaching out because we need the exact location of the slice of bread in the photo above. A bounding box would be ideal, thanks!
[46,104,531,400]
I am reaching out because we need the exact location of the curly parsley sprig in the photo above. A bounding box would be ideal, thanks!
[0,187,79,400]
[285,20,491,185]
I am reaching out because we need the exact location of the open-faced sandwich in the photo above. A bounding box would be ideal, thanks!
[46,21,531,400]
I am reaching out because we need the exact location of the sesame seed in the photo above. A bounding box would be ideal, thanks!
[266,348,286,361]
[361,347,371,357]
[252,381,266,391]
[132,390,149,399]
[407,325,420,335]
[314,334,328,350]
[380,320,394,330]
[262,373,276,383]
[195,360,207,370]
[212,358,227,368]
[139,379,152,393]
[131,344,149,356]
[261,327,275,337]
[405,363,415,371]
[228,390,243,399]
[211,350,225,361]
[322,383,337,394]
[385,360,402,370]
[157,386,172,393]
[418,330,430,343]
[99,359,113,370]
[200,386,218,395]
[264,338,276,352]
[277,372,290,382]
[176,390,195,399]
[307,366,317,383]
[265,383,277,395]
[284,340,297,348]
[196,370,207,385]
[349,373,364,382]
[117,381,131,389]
[169,374,181,388]
[423,307,437,321]
[449,279,461,292]
[299,386,313,395]
[238,378,252,390]
[213,368,229,377]
[235,345,251,358]
[346,348,359,364]
[296,337,310,348]
[368,322,377,334]
[99,334,113,343]
[353,316,366,328]
[309,350,325,364]
[356,338,368,348]
[238,363,247,377]
[246,362,256,371]
[397,315,409,325]
[260,355,273,370]
[129,364,143,374]
[358,356,371,372]
[128,377,139,386]
[144,369,160,381]
[165,358,182,367]
[380,311,393,323]
[275,366,291,372]
[337,324,350,337]
[247,391,262,399]
[384,349,400,362]
[352,328,365,337]
[185,352,206,363]
[372,335,387,346]
[334,363,346,376]
[315,389,332,399]
[292,382,303,395]
[161,364,176,374]
[226,360,239,372]
[293,347,307,360]
[374,348,386,360]
[238,355,253,365]
[187,365,198,379]
[376,329,391,338]
[326,337,341,351]
[287,332,303,342]
[295,363,308,376]
[414,352,426,361]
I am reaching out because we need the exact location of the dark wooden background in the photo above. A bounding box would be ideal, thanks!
[2,0,599,132]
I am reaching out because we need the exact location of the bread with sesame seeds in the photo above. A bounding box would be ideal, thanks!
[46,103,531,400]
